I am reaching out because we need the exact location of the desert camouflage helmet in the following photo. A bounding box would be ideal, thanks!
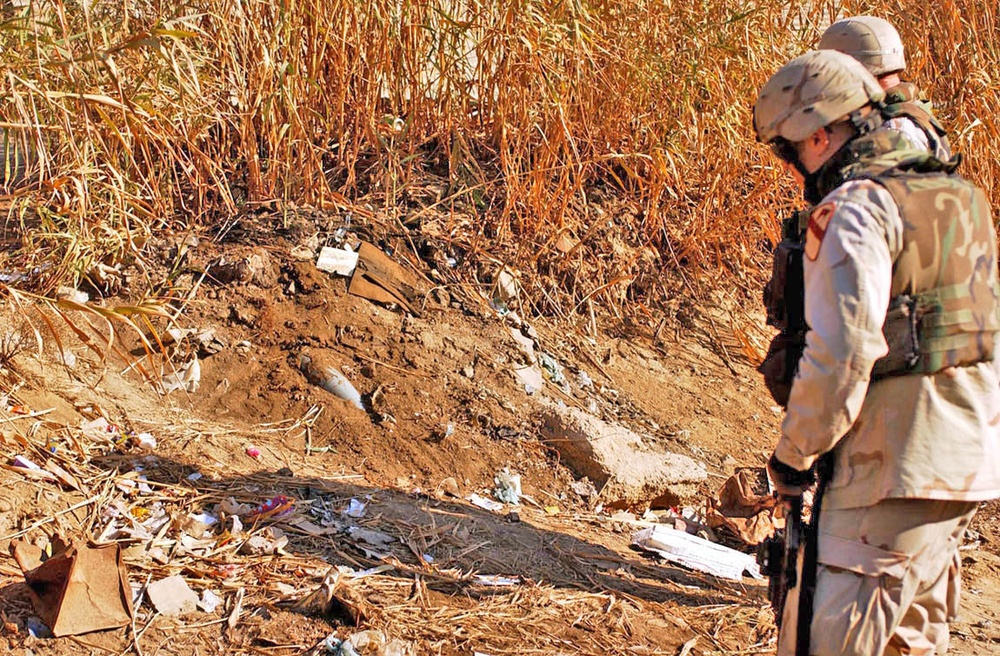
[819,16,906,77]
[753,49,885,144]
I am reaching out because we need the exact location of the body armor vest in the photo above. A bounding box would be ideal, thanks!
[760,132,997,405]
[848,159,1000,375]
[882,82,952,160]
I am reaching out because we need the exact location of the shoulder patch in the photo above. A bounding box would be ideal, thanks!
[804,203,836,261]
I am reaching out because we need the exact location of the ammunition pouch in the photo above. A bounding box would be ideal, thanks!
[872,294,925,379]
[761,211,810,407]
[759,331,806,408]
[764,214,808,334]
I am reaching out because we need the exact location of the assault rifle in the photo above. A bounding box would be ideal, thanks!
[757,495,802,631]
[757,455,833,656]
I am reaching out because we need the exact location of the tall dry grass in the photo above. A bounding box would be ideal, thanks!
[0,0,996,338]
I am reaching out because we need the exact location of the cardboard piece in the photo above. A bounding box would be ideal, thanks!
[705,468,783,546]
[348,242,422,316]
[146,575,198,616]
[14,540,133,637]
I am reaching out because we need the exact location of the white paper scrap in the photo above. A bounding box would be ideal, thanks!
[632,525,762,581]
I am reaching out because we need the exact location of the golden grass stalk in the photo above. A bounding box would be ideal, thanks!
[0,0,995,336]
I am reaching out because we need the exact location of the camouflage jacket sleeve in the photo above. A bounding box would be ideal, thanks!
[773,181,898,471]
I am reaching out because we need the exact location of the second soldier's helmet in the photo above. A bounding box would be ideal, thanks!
[753,49,885,145]
[819,16,906,77]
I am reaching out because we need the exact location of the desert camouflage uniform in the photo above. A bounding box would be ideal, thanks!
[773,141,1000,655]
[879,82,952,161]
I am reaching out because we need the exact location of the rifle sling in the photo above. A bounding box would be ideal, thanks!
[796,454,834,656]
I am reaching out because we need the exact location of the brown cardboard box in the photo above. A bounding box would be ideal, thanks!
[14,540,133,637]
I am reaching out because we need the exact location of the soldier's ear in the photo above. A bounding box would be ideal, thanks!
[810,126,833,152]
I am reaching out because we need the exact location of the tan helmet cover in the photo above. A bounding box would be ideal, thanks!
[819,16,906,76]
[754,50,885,144]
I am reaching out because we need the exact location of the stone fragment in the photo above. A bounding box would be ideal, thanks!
[539,402,707,508]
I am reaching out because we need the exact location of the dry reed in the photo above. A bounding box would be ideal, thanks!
[0,0,995,337]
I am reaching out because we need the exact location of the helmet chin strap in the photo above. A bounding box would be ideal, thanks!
[802,106,885,205]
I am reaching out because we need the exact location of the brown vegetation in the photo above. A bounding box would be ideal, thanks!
[0,0,996,331]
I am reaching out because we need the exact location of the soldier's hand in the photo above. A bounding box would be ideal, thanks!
[767,453,815,499]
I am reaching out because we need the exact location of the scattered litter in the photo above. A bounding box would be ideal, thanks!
[513,365,544,395]
[79,417,120,442]
[286,516,335,536]
[508,326,536,360]
[467,493,504,513]
[15,541,133,637]
[290,245,317,261]
[44,460,81,489]
[10,455,55,480]
[198,589,223,613]
[240,529,289,555]
[705,467,782,546]
[219,497,255,516]
[60,350,77,368]
[346,526,397,549]
[161,357,201,394]
[245,445,262,459]
[576,370,594,389]
[299,349,365,410]
[147,575,199,616]
[664,507,717,542]
[327,629,412,656]
[316,245,360,276]
[569,477,599,501]
[135,432,157,450]
[632,525,762,581]
[250,495,295,519]
[194,328,226,357]
[344,497,369,518]
[187,472,203,482]
[473,574,521,587]
[56,286,89,304]
[26,616,52,639]
[493,468,522,505]
[349,242,423,316]
[348,564,395,580]
[189,511,218,527]
[538,352,566,386]
[228,587,245,629]
[325,636,361,656]
[494,267,518,302]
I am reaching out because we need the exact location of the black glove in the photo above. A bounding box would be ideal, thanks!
[767,454,815,498]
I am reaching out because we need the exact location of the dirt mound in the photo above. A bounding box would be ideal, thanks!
[0,221,996,655]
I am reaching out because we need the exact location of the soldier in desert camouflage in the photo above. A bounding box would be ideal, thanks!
[753,49,1000,655]
[819,15,951,161]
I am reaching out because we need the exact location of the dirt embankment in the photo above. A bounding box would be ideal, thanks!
[0,216,997,655]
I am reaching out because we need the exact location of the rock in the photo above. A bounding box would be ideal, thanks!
[146,575,198,617]
[538,403,707,508]
[207,249,277,288]
[437,477,460,498]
